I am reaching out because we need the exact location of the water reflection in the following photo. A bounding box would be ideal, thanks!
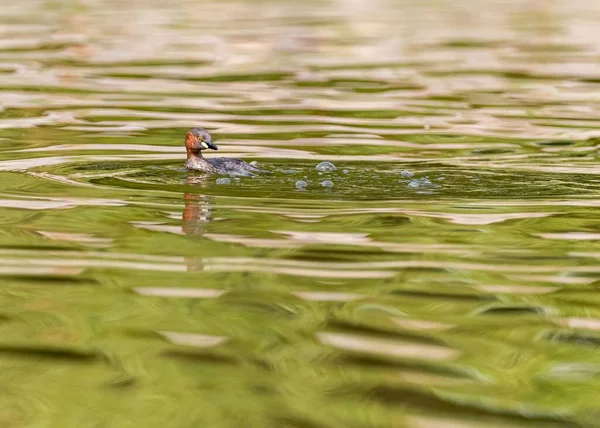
[182,175,213,272]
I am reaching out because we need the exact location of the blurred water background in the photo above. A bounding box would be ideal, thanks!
[1,0,600,426]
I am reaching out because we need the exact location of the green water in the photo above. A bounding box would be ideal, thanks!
[1,0,600,426]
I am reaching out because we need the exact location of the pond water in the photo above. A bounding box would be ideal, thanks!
[1,0,600,426]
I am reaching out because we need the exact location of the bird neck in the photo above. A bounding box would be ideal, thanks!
[187,149,204,160]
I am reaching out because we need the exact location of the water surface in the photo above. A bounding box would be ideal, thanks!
[1,0,600,426]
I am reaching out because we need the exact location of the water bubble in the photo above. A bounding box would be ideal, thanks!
[216,178,231,185]
[321,180,334,187]
[316,161,336,172]
[406,177,440,189]
[295,180,307,190]
[400,170,414,178]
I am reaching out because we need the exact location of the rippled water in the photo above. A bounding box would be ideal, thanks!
[1,0,600,426]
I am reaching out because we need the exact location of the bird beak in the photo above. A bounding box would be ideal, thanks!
[201,141,219,150]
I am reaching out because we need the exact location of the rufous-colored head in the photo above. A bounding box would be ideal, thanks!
[185,127,219,156]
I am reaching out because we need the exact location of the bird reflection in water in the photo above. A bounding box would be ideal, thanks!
[181,175,213,271]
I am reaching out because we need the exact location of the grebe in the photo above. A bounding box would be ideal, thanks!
[183,127,266,176]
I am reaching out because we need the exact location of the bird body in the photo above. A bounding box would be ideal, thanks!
[184,155,265,175]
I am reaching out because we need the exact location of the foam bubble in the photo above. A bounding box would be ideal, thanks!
[295,180,308,190]
[316,161,337,172]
